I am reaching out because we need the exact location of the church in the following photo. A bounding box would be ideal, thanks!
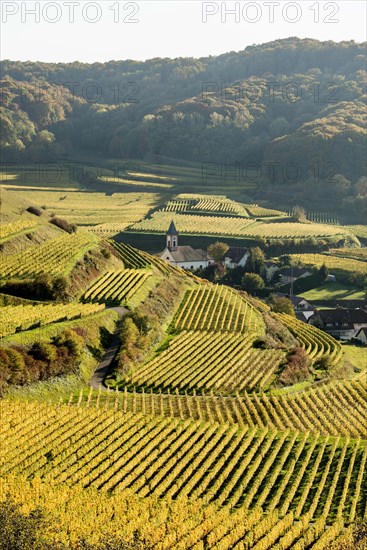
[159,221,213,270]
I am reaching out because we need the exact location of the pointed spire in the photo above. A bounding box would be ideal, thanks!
[166,220,178,251]
[166,220,178,235]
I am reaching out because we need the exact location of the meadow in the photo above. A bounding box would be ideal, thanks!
[300,282,365,302]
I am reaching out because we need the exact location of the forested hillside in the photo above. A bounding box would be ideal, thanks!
[1,38,366,214]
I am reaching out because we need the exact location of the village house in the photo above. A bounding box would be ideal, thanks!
[276,293,316,321]
[223,246,249,269]
[309,308,367,340]
[355,327,367,345]
[159,221,213,270]
[278,267,313,285]
[263,261,280,283]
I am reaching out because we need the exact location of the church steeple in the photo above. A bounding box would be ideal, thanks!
[166,220,178,251]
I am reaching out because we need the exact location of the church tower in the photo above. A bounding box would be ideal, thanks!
[166,220,178,251]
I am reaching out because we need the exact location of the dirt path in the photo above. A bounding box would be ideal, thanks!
[90,306,128,390]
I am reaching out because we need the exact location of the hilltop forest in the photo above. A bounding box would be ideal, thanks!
[1,38,366,214]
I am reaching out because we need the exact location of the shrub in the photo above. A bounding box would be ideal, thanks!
[50,217,77,234]
[0,499,47,550]
[278,347,313,386]
[30,343,57,364]
[53,329,84,358]
[26,206,42,217]
[0,275,70,302]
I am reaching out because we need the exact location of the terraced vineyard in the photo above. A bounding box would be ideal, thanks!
[82,379,367,438]
[132,211,255,235]
[0,474,352,550]
[162,194,249,216]
[276,313,343,365]
[109,240,186,276]
[131,211,350,240]
[1,399,366,527]
[163,198,195,212]
[327,247,367,261]
[344,225,367,240]
[0,219,39,240]
[174,285,265,334]
[243,204,286,217]
[191,196,246,215]
[0,231,97,278]
[108,240,150,268]
[290,252,367,279]
[125,331,283,392]
[4,189,160,228]
[82,269,152,304]
[0,302,104,337]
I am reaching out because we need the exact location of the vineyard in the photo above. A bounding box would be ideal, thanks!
[1,399,366,530]
[290,253,367,279]
[125,330,283,393]
[0,219,39,241]
[0,231,98,278]
[0,476,356,550]
[78,379,367,438]
[173,285,264,334]
[4,189,160,229]
[327,247,367,261]
[131,211,350,240]
[344,225,367,240]
[161,195,286,219]
[108,240,150,268]
[243,204,286,218]
[0,302,104,337]
[275,313,343,365]
[131,211,255,235]
[307,212,340,224]
[82,269,152,305]
[162,194,249,216]
[109,240,186,276]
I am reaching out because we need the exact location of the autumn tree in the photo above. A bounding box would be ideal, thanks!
[268,295,295,316]
[241,273,265,292]
[207,242,229,262]
[291,205,307,222]
[245,247,265,274]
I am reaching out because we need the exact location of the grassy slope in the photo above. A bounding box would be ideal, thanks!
[342,344,367,374]
[300,282,365,301]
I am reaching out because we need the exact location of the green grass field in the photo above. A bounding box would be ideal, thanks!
[300,282,366,302]
[342,344,367,374]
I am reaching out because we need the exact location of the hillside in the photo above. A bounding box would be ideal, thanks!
[1,38,367,547]
[1,199,367,547]
[1,38,366,218]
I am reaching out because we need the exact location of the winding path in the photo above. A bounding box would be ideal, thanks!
[90,306,128,390]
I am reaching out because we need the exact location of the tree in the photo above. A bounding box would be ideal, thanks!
[318,263,329,282]
[245,247,265,274]
[241,273,265,292]
[268,295,295,316]
[207,242,229,262]
[292,205,307,222]
[199,262,225,282]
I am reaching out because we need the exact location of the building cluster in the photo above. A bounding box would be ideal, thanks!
[158,222,367,344]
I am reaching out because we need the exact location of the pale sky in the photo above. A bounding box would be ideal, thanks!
[1,1,366,63]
